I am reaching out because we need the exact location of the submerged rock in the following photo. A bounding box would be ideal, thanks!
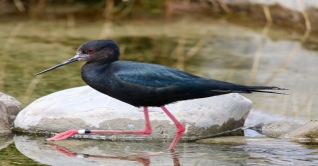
[196,136,247,145]
[251,121,302,138]
[14,86,252,141]
[282,120,318,144]
[0,92,23,133]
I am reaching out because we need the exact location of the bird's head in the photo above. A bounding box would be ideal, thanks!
[34,40,120,76]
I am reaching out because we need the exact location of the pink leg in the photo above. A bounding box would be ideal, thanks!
[47,107,152,141]
[48,144,151,165]
[160,106,185,149]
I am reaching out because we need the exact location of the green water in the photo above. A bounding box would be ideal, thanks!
[0,134,47,166]
[0,19,209,105]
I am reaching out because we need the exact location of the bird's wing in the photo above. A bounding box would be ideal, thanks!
[114,62,200,88]
[112,62,287,96]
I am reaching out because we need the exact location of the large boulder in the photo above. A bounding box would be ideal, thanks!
[0,92,23,133]
[14,86,252,141]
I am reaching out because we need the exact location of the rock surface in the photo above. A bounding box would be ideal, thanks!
[14,86,252,140]
[0,102,10,133]
[252,121,302,138]
[0,92,23,133]
[282,120,318,144]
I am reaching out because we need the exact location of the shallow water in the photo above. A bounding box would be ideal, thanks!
[1,16,318,165]
[1,134,318,166]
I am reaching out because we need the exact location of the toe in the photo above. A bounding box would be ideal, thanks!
[47,129,78,141]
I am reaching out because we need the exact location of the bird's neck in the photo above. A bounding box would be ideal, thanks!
[81,61,112,77]
[81,62,117,92]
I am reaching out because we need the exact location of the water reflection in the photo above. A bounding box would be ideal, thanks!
[46,144,152,166]
[13,135,178,166]
[46,143,184,166]
[10,135,318,165]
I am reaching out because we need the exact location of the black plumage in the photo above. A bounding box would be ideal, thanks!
[35,40,286,107]
[35,40,287,148]
[81,60,283,107]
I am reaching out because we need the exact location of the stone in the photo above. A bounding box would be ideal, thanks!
[251,121,302,138]
[282,120,318,144]
[14,86,252,141]
[0,101,10,133]
[0,92,24,124]
[0,92,23,133]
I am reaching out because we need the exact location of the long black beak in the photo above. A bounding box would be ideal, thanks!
[34,57,79,76]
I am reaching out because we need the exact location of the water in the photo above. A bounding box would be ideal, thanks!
[1,15,318,165]
[1,134,318,166]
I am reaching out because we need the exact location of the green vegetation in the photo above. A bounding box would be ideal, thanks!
[0,143,48,166]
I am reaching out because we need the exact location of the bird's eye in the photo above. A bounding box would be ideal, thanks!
[87,49,95,54]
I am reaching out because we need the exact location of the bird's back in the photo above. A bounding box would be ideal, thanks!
[81,61,281,107]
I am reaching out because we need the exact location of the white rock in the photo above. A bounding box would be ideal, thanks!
[14,86,252,140]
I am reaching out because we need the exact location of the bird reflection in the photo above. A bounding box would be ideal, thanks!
[46,132,184,166]
[46,143,151,166]
[46,144,182,166]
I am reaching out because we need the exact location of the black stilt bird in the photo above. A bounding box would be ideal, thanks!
[35,40,287,149]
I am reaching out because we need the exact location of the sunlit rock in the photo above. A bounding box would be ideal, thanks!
[0,92,23,133]
[14,86,252,140]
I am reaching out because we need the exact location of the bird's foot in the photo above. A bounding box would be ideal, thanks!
[139,126,152,135]
[46,144,77,157]
[47,129,78,141]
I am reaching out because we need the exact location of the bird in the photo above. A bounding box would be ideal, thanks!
[35,39,287,149]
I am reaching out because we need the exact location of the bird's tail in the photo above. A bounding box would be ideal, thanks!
[207,79,288,95]
[234,86,289,95]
